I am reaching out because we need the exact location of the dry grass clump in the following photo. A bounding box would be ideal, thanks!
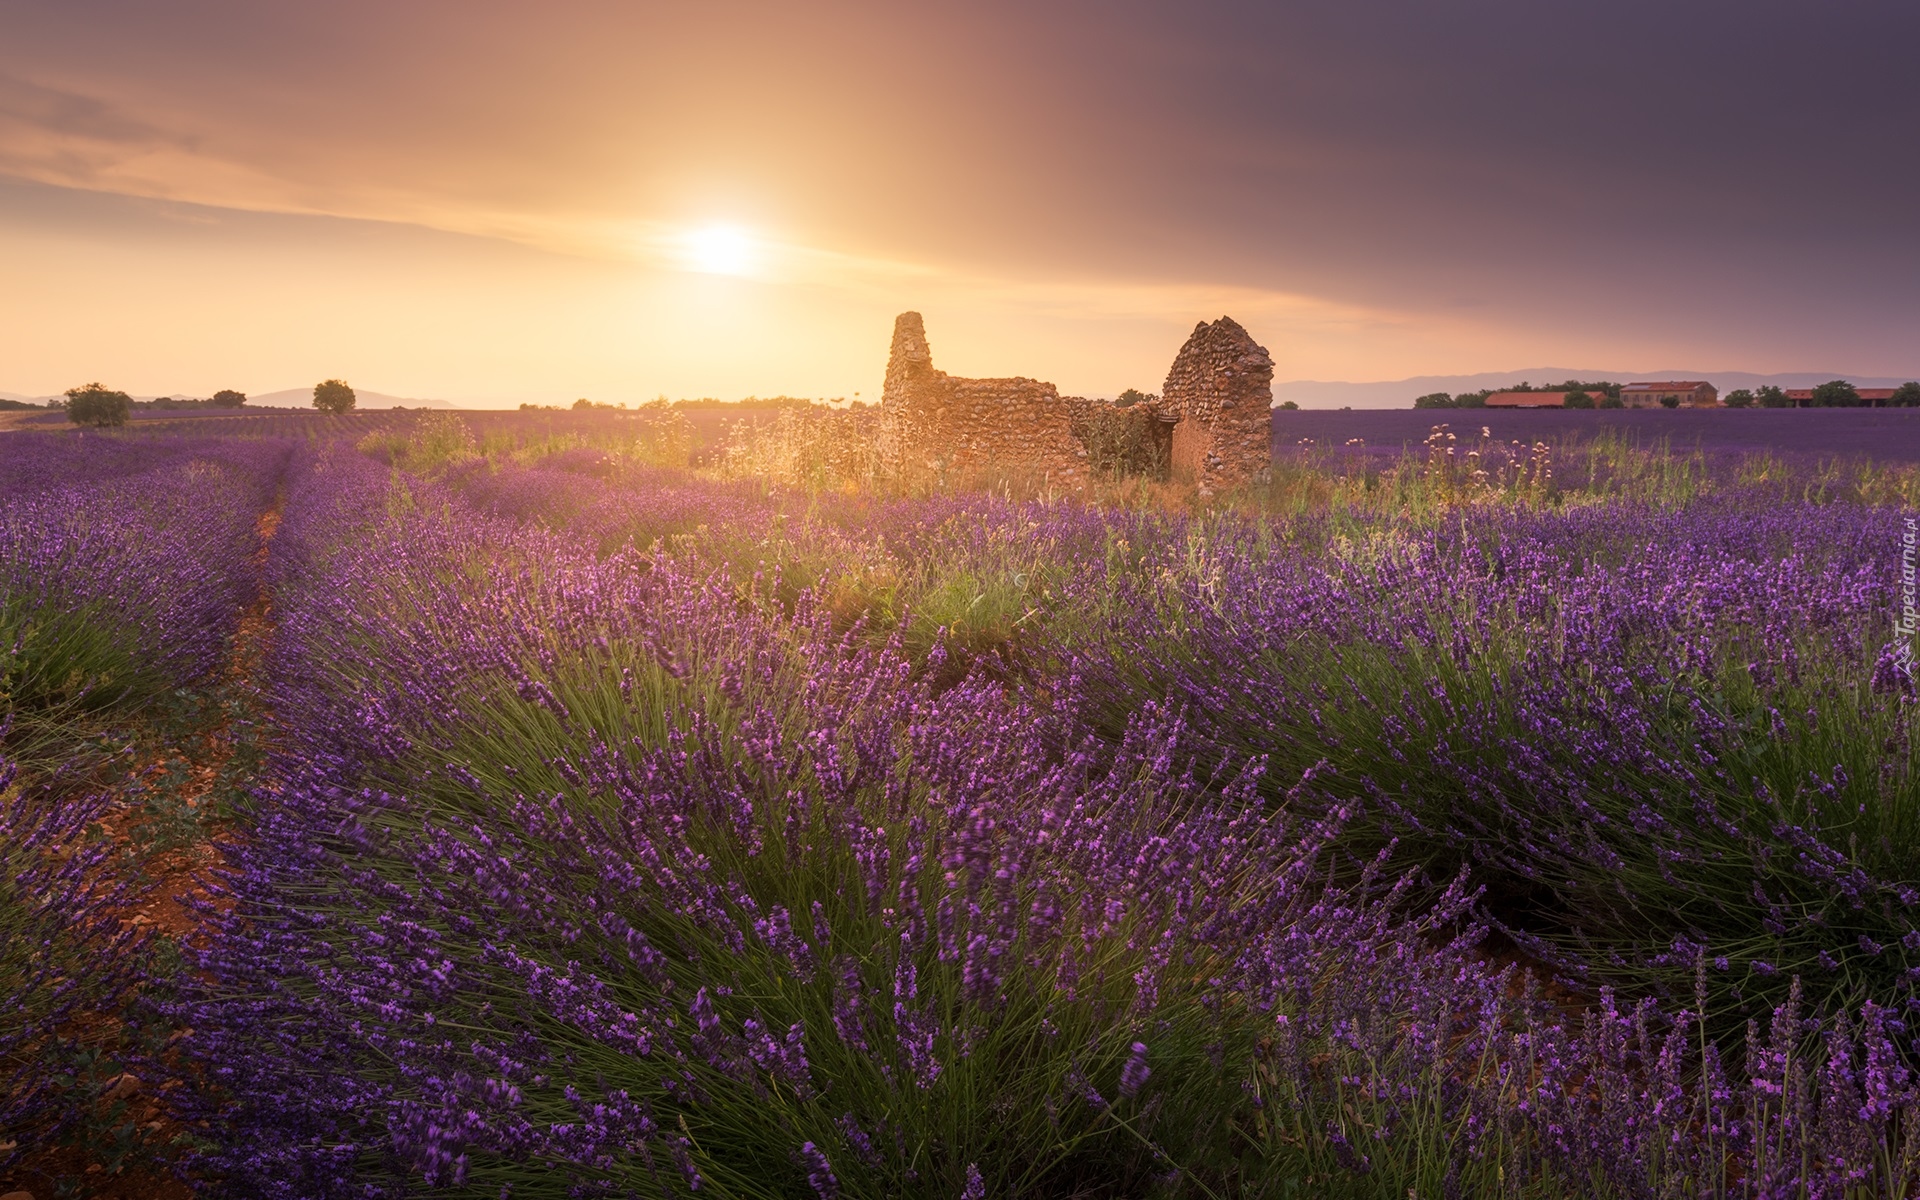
[358,406,698,475]
[713,405,886,489]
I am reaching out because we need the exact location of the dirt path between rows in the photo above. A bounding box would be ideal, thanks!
[1,501,282,1200]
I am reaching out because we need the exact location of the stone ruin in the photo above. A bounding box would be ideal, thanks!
[877,312,1274,492]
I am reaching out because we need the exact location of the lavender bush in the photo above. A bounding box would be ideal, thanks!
[1056,496,1920,1034]
[301,439,1920,1033]
[1,434,286,1178]
[154,443,1919,1196]
[0,756,148,1170]
[1,438,287,720]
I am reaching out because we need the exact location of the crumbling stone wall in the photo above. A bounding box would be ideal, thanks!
[1158,316,1275,492]
[878,311,1271,491]
[878,312,1092,485]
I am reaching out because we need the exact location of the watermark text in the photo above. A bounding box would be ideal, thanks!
[1899,515,1918,675]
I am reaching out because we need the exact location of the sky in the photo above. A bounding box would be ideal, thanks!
[1,0,1916,406]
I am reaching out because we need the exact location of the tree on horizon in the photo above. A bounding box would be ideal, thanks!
[64,382,131,427]
[313,379,357,414]
[1810,379,1862,408]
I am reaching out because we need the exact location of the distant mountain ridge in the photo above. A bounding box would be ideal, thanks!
[1274,370,1920,410]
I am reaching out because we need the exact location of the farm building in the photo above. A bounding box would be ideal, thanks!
[1620,381,1719,407]
[1784,387,1898,407]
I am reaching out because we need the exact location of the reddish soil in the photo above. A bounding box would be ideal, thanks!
[1,506,281,1199]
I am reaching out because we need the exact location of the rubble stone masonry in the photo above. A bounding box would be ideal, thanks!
[1158,316,1276,492]
[877,312,1272,491]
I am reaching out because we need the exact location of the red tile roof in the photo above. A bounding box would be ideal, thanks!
[1786,387,1897,402]
[1485,391,1568,407]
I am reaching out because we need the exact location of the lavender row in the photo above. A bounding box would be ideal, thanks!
[404,447,1920,1018]
[405,444,1920,1025]
[0,757,149,1170]
[180,447,1476,1193]
[2,437,289,1173]
[170,445,1920,1195]
[1060,495,1918,1022]
[1,437,291,714]
[0,430,281,503]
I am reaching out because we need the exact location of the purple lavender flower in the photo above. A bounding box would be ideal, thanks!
[960,1162,985,1199]
[1119,1041,1151,1099]
[795,1141,838,1198]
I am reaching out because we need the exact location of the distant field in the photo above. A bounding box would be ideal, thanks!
[1273,406,1920,462]
[15,404,1920,468]
[1,405,775,448]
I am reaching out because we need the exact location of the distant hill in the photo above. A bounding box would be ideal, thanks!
[1274,370,1920,410]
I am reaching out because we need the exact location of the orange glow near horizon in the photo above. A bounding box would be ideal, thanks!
[0,4,1914,406]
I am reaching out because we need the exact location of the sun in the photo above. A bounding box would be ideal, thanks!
[680,224,755,276]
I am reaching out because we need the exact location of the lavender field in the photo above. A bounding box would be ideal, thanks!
[1273,409,1920,465]
[5,413,1920,1198]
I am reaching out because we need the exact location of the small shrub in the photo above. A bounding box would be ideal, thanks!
[357,411,479,472]
[64,383,132,428]
[718,405,881,488]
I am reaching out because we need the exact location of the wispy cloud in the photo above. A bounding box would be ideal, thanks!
[0,78,1445,373]
[1,1,1916,392]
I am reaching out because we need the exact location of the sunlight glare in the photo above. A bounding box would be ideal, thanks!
[681,224,756,276]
